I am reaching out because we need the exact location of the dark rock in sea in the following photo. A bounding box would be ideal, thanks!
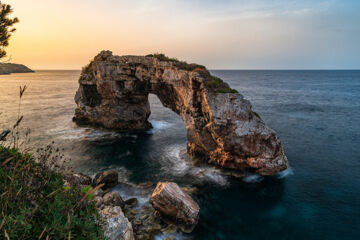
[124,198,138,207]
[74,50,288,175]
[63,172,92,186]
[92,169,119,189]
[103,191,125,209]
[0,63,34,75]
[150,182,200,226]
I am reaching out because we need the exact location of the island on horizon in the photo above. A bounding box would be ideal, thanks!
[0,62,34,75]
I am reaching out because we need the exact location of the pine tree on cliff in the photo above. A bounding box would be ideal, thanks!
[0,1,18,60]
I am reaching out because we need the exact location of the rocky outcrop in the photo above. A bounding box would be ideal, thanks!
[100,206,135,240]
[77,170,135,240]
[150,182,200,225]
[74,51,288,175]
[0,63,34,75]
[92,169,119,189]
[63,173,92,186]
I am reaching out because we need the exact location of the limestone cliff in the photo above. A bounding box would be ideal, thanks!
[0,63,34,75]
[74,51,288,175]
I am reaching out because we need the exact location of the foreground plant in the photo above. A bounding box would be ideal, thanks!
[0,146,105,240]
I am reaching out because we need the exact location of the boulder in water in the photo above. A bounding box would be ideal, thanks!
[150,182,200,225]
[92,170,118,189]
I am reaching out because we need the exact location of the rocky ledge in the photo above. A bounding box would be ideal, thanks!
[65,170,201,240]
[73,51,288,175]
[0,63,34,75]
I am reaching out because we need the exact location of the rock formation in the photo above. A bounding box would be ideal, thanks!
[0,63,33,75]
[74,51,288,175]
[92,169,119,189]
[150,182,200,226]
[100,206,135,240]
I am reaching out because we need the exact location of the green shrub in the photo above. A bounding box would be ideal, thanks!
[145,53,179,62]
[204,76,239,94]
[252,111,262,119]
[217,88,239,94]
[205,76,223,89]
[0,146,104,240]
[81,186,94,200]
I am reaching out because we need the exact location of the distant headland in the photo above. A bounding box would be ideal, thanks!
[0,62,34,75]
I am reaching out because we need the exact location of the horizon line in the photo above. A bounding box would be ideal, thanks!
[31,69,360,71]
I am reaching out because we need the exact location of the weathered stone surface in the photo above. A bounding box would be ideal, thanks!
[74,51,289,175]
[92,170,118,189]
[103,191,125,208]
[100,206,135,240]
[63,173,92,186]
[150,182,200,225]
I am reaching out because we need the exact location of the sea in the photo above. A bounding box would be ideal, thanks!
[0,70,359,240]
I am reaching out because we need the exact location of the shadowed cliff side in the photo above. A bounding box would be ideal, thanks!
[73,51,288,175]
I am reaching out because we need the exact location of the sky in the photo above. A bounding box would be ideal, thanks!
[5,0,360,70]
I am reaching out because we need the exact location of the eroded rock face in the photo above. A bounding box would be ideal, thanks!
[74,51,288,175]
[150,182,200,225]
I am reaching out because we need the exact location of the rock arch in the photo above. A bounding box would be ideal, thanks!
[74,51,288,175]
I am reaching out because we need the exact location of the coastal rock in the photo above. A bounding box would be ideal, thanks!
[74,51,288,175]
[63,173,92,186]
[92,170,118,189]
[101,206,135,240]
[149,182,200,225]
[103,191,125,208]
[0,63,34,75]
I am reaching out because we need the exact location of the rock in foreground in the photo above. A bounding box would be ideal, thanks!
[74,51,289,175]
[150,182,200,225]
[92,169,119,189]
[100,206,135,240]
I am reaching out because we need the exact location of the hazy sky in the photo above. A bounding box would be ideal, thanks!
[6,0,360,69]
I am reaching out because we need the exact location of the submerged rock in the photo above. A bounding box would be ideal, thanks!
[150,182,200,225]
[124,198,138,207]
[74,51,288,175]
[92,170,119,189]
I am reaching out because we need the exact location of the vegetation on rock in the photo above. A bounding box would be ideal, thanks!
[0,146,105,240]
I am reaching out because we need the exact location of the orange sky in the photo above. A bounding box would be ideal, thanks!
[5,0,360,70]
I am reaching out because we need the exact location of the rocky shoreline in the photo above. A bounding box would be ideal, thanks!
[64,170,200,240]
[0,62,34,75]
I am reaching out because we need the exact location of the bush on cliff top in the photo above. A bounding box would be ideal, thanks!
[0,146,104,240]
[146,53,206,71]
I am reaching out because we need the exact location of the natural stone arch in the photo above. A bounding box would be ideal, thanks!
[74,51,288,175]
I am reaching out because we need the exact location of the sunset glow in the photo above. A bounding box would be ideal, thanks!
[7,0,360,69]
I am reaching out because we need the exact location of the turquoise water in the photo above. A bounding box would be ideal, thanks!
[0,70,359,239]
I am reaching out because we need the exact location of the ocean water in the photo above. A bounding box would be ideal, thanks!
[1,70,360,239]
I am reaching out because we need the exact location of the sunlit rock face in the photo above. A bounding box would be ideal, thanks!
[74,51,288,175]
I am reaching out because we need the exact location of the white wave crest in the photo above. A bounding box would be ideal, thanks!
[243,174,264,183]
[277,167,294,179]
[148,120,173,133]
